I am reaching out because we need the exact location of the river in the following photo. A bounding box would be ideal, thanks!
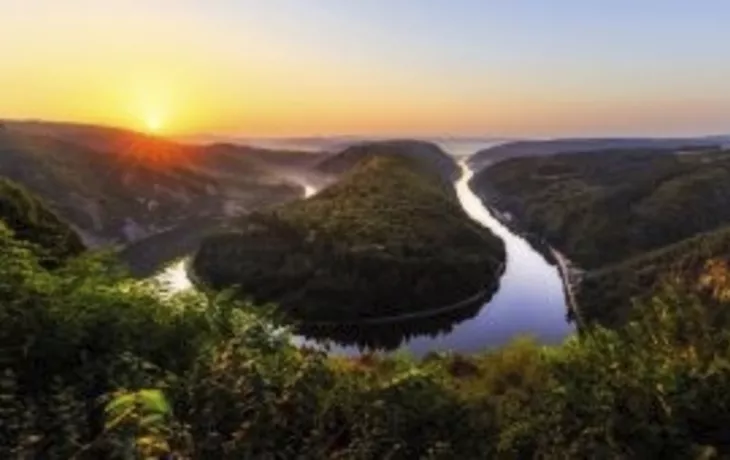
[155,160,574,356]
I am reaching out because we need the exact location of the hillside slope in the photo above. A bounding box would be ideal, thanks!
[0,122,318,247]
[578,224,730,327]
[471,148,730,270]
[193,153,505,321]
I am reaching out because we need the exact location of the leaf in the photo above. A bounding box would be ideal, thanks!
[105,392,136,418]
[139,413,165,428]
[138,389,171,415]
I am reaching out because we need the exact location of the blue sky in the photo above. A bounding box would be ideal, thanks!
[2,0,729,136]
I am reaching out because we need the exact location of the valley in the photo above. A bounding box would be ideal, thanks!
[6,122,728,343]
[3,125,730,457]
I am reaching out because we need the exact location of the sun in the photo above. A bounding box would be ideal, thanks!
[144,114,164,134]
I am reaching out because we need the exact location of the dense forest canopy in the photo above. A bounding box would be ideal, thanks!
[193,152,505,322]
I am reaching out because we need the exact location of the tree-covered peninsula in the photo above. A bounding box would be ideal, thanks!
[192,150,505,322]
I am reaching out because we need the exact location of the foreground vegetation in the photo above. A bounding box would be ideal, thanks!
[193,154,505,322]
[4,217,730,458]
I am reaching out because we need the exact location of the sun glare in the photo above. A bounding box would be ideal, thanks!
[145,114,164,134]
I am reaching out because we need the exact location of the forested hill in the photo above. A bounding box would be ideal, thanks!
[316,140,459,180]
[471,149,730,269]
[193,153,505,321]
[468,137,722,170]
[469,147,730,327]
[0,177,84,265]
[0,121,321,246]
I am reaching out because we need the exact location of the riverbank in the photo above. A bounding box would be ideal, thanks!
[548,248,585,328]
[466,177,583,324]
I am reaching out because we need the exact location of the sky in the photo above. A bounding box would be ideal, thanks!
[1,0,729,138]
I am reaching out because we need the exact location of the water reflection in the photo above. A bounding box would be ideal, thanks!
[295,287,497,352]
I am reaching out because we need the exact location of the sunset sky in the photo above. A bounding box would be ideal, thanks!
[2,0,730,138]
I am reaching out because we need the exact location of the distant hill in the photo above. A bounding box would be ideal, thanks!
[5,120,326,173]
[316,140,459,181]
[468,137,722,170]
[0,121,327,248]
[0,178,84,266]
[193,153,504,322]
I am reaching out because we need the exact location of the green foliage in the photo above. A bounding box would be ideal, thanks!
[193,154,505,321]
[102,389,176,458]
